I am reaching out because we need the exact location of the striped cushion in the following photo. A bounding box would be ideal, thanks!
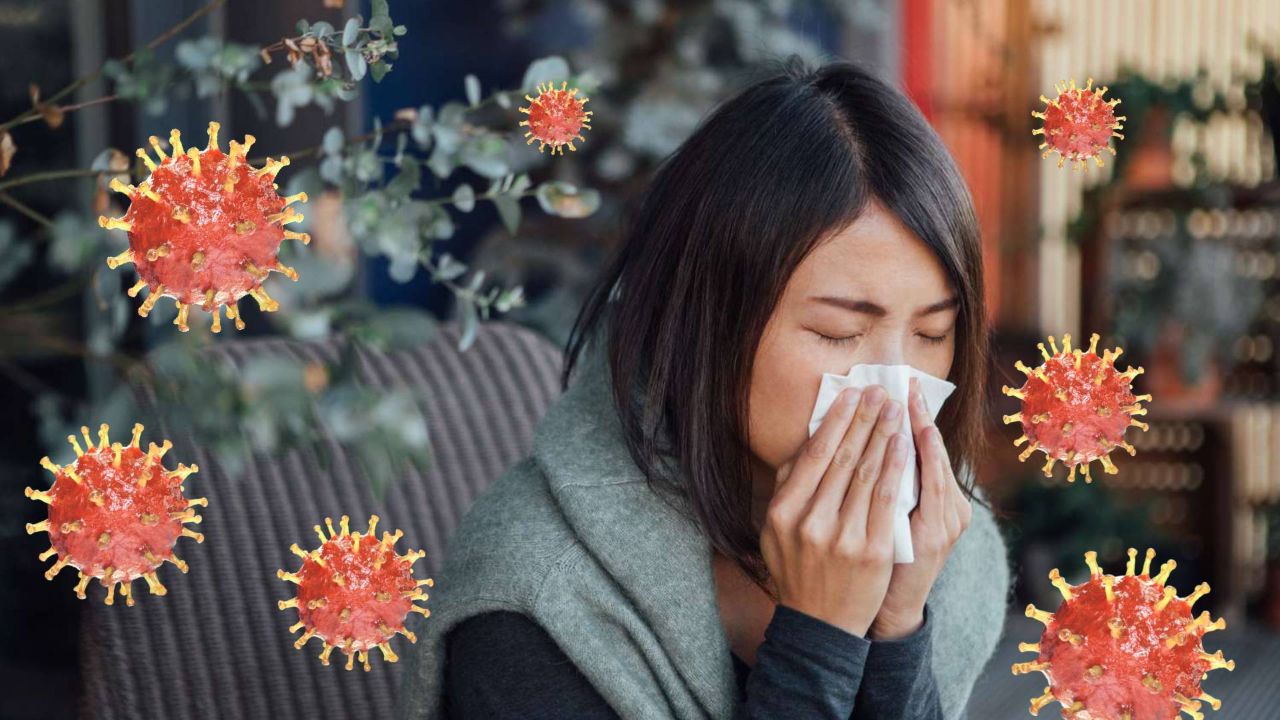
[79,321,564,719]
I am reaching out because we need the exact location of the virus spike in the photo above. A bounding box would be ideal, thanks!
[1026,603,1052,625]
[138,287,163,317]
[169,129,184,156]
[186,147,201,177]
[173,302,191,332]
[1200,650,1234,670]
[1012,660,1050,676]
[40,456,60,476]
[1014,548,1235,719]
[108,178,136,197]
[1185,583,1210,609]
[284,191,308,206]
[1083,550,1101,577]
[136,148,157,172]
[127,279,146,297]
[148,135,168,161]
[99,217,132,232]
[248,287,279,312]
[1154,559,1177,586]
[1003,386,1025,400]
[283,230,310,244]
[256,156,290,178]
[1142,548,1156,577]
[206,121,220,152]
[1048,568,1073,600]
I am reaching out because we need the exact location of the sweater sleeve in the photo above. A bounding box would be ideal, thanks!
[851,605,944,720]
[733,604,870,720]
[443,607,887,720]
[444,611,619,720]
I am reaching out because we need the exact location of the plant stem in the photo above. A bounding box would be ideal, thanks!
[0,0,227,132]
[0,191,53,228]
[0,168,129,193]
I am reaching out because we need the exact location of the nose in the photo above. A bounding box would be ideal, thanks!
[860,332,906,366]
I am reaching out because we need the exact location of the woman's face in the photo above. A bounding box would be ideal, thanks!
[747,197,958,473]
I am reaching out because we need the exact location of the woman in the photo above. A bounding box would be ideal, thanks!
[397,57,1010,720]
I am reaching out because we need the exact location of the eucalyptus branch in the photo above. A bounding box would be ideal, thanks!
[249,118,413,166]
[0,0,228,132]
[0,191,53,228]
[422,187,537,211]
[0,168,130,194]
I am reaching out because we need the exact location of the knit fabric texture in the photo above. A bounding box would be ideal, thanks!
[395,337,1011,720]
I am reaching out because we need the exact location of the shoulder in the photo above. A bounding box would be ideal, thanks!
[437,456,581,610]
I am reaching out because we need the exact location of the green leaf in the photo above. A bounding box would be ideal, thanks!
[432,252,467,281]
[370,59,392,83]
[458,296,479,351]
[353,306,438,351]
[322,126,345,155]
[492,195,521,235]
[385,157,422,198]
[494,286,525,313]
[346,50,367,82]
[342,17,360,46]
[521,56,571,92]
[452,183,475,213]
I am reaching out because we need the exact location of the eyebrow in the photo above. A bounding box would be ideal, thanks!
[808,295,959,318]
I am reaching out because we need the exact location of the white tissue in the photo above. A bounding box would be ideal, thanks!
[806,364,955,564]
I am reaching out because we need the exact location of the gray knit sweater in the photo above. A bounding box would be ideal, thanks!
[395,338,1011,720]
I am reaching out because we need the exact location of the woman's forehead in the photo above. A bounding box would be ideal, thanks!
[787,202,954,306]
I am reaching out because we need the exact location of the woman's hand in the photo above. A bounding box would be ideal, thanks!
[868,377,973,640]
[760,385,910,638]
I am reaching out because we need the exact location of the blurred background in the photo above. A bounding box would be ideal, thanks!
[1,0,1279,718]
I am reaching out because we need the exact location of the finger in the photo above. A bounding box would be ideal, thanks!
[865,432,908,545]
[775,387,861,507]
[808,385,888,517]
[917,425,947,528]
[838,399,903,534]
[925,426,963,537]
[907,377,932,445]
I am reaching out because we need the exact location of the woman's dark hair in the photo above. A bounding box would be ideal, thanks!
[562,57,989,594]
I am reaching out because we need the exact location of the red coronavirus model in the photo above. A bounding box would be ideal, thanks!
[277,514,432,671]
[24,423,206,606]
[1033,77,1126,170]
[98,121,309,332]
[1002,333,1152,483]
[1014,548,1235,720]
[518,80,593,155]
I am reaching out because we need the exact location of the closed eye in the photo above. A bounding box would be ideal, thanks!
[816,332,861,347]
[917,332,949,345]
